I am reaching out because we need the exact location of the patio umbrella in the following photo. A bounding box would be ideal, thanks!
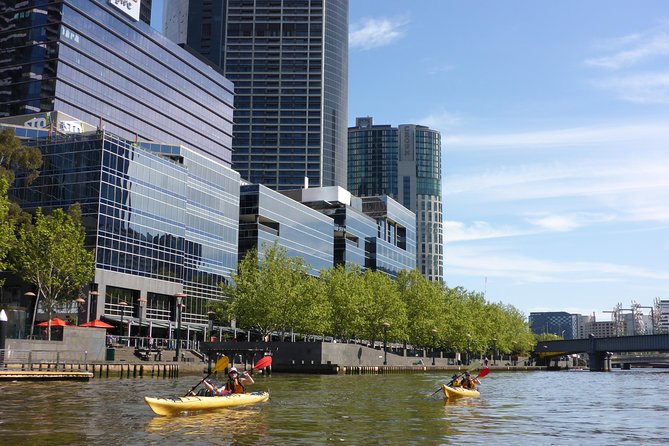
[80,319,115,329]
[37,318,71,327]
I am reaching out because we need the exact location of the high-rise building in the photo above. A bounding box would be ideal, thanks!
[0,0,239,339]
[348,117,443,281]
[163,0,349,190]
[0,0,234,165]
[5,128,240,339]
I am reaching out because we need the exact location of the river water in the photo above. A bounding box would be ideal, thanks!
[0,368,667,445]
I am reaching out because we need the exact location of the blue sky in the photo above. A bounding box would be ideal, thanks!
[152,1,668,319]
[348,1,668,318]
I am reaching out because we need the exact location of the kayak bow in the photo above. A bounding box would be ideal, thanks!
[145,392,270,416]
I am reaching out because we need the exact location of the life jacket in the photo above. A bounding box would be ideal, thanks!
[225,377,245,394]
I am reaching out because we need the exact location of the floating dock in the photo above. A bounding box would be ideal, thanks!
[0,370,94,381]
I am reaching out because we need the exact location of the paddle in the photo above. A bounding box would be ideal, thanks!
[430,367,490,396]
[245,355,272,374]
[184,355,229,396]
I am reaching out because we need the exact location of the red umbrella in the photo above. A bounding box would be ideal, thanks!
[37,317,71,327]
[79,319,115,329]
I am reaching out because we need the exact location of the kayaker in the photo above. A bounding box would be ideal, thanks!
[461,371,477,389]
[203,367,254,395]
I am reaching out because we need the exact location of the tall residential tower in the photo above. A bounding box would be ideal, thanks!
[164,0,349,190]
[348,117,443,281]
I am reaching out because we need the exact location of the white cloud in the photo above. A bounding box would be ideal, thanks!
[445,220,530,242]
[525,213,605,233]
[349,17,408,50]
[592,72,669,104]
[415,109,462,132]
[585,28,669,70]
[445,246,669,284]
[442,122,669,151]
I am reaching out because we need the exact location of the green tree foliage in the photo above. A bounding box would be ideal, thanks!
[0,128,42,185]
[217,246,536,356]
[320,264,365,340]
[14,204,95,340]
[358,269,407,345]
[0,177,16,286]
[222,242,329,340]
[0,127,43,226]
[397,269,445,347]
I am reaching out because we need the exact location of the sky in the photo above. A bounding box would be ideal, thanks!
[348,1,669,319]
[152,1,669,319]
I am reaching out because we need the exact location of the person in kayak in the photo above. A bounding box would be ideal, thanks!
[203,367,254,395]
[461,371,481,389]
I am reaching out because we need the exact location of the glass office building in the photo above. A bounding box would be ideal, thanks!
[9,130,240,336]
[0,0,235,165]
[282,187,416,278]
[239,184,334,276]
[361,196,417,278]
[348,117,443,281]
[164,0,349,189]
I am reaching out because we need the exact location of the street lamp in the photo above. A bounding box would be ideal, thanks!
[24,291,37,339]
[466,333,472,365]
[119,301,128,345]
[138,296,147,348]
[431,328,437,366]
[174,293,187,362]
[207,311,215,342]
[382,321,390,365]
[87,290,98,324]
[74,296,86,326]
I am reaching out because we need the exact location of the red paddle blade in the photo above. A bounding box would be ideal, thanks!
[476,367,490,379]
[253,356,272,370]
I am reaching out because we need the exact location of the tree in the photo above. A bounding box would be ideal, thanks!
[358,270,407,345]
[397,269,445,347]
[321,264,365,340]
[222,242,324,340]
[0,128,43,225]
[0,128,42,185]
[14,204,95,340]
[0,177,15,286]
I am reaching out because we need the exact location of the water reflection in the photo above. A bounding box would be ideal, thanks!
[145,407,268,443]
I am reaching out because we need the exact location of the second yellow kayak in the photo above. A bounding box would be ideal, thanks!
[441,384,480,399]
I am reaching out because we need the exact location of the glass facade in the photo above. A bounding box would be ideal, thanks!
[348,118,443,282]
[0,0,235,165]
[10,130,240,329]
[529,312,576,340]
[287,187,415,277]
[361,196,416,279]
[174,0,348,189]
[239,184,334,276]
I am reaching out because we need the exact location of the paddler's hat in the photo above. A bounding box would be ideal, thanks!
[229,367,238,374]
[465,370,471,376]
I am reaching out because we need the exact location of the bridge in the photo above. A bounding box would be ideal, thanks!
[535,333,669,371]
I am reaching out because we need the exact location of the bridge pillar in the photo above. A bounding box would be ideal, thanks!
[588,351,612,372]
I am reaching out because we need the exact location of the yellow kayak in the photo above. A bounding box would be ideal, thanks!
[145,392,270,416]
[441,384,480,399]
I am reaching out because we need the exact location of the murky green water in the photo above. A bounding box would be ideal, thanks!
[1,369,667,445]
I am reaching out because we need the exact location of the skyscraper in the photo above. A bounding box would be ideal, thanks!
[348,117,443,282]
[163,0,349,190]
[0,0,234,165]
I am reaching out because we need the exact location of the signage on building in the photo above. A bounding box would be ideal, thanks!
[109,0,141,22]
[0,112,96,134]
